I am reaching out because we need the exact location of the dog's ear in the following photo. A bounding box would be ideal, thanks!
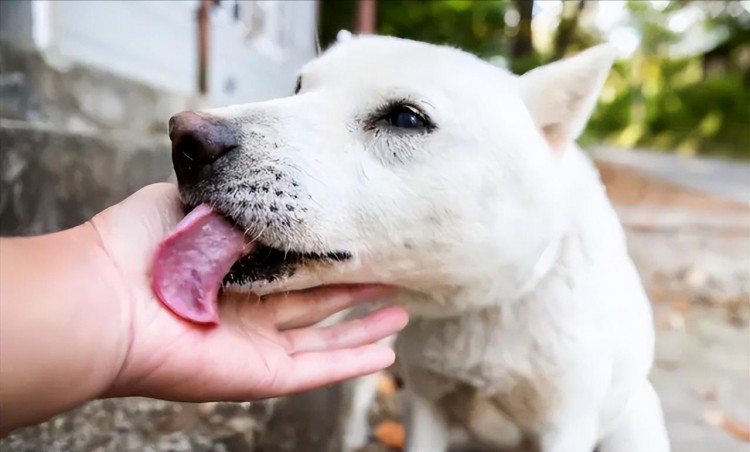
[518,44,615,151]
[337,29,353,42]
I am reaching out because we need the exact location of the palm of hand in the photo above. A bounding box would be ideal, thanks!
[94,184,406,402]
[110,285,400,402]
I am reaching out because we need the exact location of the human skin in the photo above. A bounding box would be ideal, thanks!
[0,183,408,436]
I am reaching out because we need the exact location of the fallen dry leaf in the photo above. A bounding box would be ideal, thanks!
[374,420,405,449]
[681,267,710,290]
[671,298,692,314]
[692,386,717,402]
[377,373,398,397]
[648,285,666,304]
[704,410,750,442]
[657,310,685,331]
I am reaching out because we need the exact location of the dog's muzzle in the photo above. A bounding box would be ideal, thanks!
[168,111,239,186]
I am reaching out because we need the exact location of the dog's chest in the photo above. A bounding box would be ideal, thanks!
[395,302,570,423]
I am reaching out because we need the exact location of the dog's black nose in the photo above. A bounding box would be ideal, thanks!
[169,111,238,179]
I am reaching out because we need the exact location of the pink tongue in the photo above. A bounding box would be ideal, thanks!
[151,204,254,325]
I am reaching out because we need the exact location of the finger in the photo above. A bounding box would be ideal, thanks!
[283,306,408,354]
[269,284,393,330]
[274,343,396,395]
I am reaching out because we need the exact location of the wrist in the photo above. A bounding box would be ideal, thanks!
[0,223,131,434]
[75,219,136,396]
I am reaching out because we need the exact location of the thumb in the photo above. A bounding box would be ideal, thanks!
[112,183,185,239]
[91,183,185,264]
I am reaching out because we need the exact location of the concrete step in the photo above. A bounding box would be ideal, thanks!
[593,153,749,298]
[0,42,191,236]
[0,43,206,137]
[615,205,749,234]
[593,146,750,205]
[0,118,173,236]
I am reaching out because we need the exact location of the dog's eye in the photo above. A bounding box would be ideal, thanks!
[294,76,302,95]
[385,105,427,129]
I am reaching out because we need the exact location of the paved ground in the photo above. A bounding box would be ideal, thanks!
[593,146,750,204]
[360,150,750,452]
[597,148,749,451]
[1,149,748,451]
[651,303,749,451]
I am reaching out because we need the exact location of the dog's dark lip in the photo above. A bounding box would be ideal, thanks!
[222,245,352,287]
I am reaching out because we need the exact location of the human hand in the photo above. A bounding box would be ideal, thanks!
[0,183,407,434]
[90,183,408,401]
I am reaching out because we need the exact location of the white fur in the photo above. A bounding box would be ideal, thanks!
[188,34,670,452]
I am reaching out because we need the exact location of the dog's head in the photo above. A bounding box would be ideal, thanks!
[170,34,614,311]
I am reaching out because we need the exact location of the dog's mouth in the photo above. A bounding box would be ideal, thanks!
[151,204,350,325]
[223,246,351,287]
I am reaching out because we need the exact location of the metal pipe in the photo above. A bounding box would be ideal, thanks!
[197,0,212,94]
[356,0,377,34]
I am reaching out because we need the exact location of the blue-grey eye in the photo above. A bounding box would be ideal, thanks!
[386,105,427,129]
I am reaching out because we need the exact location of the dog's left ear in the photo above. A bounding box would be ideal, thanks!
[337,29,354,42]
[518,44,615,151]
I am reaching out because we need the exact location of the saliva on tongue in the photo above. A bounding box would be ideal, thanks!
[151,204,255,325]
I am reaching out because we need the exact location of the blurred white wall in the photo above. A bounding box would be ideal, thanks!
[209,0,319,106]
[22,0,318,105]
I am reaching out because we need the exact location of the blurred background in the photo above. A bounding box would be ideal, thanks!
[0,1,747,451]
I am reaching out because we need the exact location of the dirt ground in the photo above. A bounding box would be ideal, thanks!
[2,158,748,452]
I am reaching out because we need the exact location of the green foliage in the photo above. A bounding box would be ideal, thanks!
[320,0,750,159]
[582,1,750,159]
[581,58,750,159]
[379,0,509,58]
[318,0,359,48]
[626,0,683,56]
[510,52,544,74]
[320,0,510,58]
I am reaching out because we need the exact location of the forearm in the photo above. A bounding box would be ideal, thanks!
[0,224,127,435]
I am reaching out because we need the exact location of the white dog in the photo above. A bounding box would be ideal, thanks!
[166,32,670,452]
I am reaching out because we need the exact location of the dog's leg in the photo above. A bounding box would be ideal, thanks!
[597,380,670,452]
[340,371,382,452]
[538,417,598,452]
[339,325,397,452]
[405,394,450,452]
[466,396,524,449]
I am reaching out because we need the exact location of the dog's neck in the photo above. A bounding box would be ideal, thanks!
[493,147,627,305]
[516,234,563,297]
[398,146,627,318]
[515,147,622,294]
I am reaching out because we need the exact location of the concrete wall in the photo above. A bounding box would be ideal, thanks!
[0,1,34,51]
[208,1,319,106]
[0,119,173,236]
[26,0,318,104]
[48,0,201,95]
[0,42,184,236]
[0,1,319,236]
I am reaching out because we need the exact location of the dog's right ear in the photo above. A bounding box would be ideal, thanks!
[337,29,353,42]
[518,44,615,151]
